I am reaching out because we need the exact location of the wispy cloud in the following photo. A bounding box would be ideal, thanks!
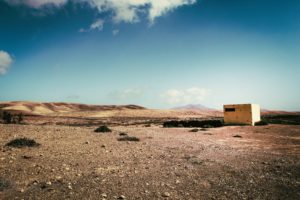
[66,95,80,99]
[112,89,144,100]
[106,88,145,104]
[90,18,104,30]
[162,87,211,105]
[0,50,13,75]
[6,0,197,24]
[112,29,119,36]
[79,18,104,32]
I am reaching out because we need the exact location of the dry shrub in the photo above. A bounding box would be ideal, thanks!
[117,136,140,142]
[94,125,112,133]
[6,138,40,148]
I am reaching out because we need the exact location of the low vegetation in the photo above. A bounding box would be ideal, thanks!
[255,120,269,126]
[262,115,300,125]
[119,132,128,136]
[117,136,140,142]
[224,123,247,126]
[163,119,224,128]
[6,138,40,148]
[94,125,112,133]
[0,178,11,192]
[1,111,24,124]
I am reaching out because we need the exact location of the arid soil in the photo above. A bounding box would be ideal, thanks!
[1,123,299,200]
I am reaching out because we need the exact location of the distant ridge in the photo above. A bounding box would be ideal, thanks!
[172,104,300,116]
[261,108,300,115]
[172,104,218,112]
[0,101,146,115]
[1,101,298,118]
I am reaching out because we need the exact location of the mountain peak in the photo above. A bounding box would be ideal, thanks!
[172,104,216,111]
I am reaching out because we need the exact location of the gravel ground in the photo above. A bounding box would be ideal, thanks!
[0,123,299,199]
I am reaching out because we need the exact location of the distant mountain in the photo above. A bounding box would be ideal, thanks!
[173,105,300,116]
[172,104,218,112]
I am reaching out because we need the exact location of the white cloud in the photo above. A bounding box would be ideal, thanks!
[162,87,210,105]
[6,0,68,8]
[0,51,13,75]
[86,0,197,23]
[6,0,197,23]
[79,18,104,32]
[112,29,119,36]
[147,0,197,23]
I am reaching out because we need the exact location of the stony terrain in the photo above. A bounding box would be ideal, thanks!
[0,123,299,200]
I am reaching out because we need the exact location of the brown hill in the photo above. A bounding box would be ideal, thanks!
[0,101,145,115]
[0,101,222,120]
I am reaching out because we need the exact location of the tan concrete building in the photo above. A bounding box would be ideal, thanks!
[223,104,261,126]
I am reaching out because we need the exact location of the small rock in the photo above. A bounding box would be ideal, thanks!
[118,195,126,199]
[68,185,73,190]
[162,192,170,197]
[46,181,52,186]
[101,145,106,148]
[22,155,32,159]
[85,141,90,144]
[119,132,128,136]
[40,183,47,189]
[101,193,107,198]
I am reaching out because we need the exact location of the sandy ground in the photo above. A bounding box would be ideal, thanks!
[0,123,299,200]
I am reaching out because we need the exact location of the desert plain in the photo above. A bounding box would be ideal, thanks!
[0,102,299,200]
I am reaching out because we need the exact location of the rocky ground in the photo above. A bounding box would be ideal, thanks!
[0,123,299,200]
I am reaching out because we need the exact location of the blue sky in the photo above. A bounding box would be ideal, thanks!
[0,0,299,110]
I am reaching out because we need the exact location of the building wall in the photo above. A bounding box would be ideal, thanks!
[223,104,261,126]
[251,104,261,125]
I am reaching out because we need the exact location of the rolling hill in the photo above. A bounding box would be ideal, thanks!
[0,101,145,115]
